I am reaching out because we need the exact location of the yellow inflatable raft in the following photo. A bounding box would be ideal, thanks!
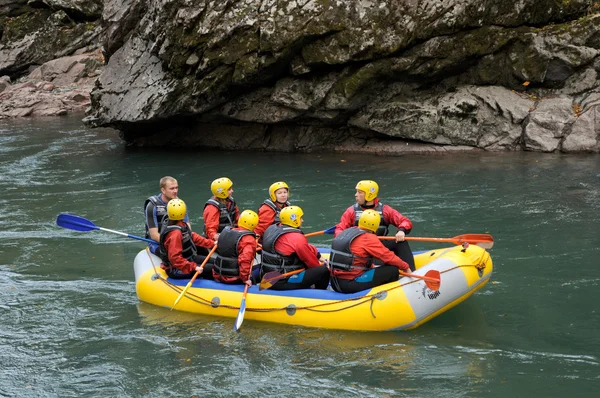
[134,243,493,331]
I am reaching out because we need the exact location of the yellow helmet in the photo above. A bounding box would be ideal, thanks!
[356,180,379,202]
[167,198,187,221]
[280,206,304,228]
[269,181,289,202]
[211,177,233,199]
[238,209,259,231]
[358,209,381,233]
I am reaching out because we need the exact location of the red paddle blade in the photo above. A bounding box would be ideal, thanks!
[424,270,441,291]
[455,234,494,249]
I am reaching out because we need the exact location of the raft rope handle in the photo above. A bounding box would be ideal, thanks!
[159,275,378,311]
[153,274,426,314]
[475,251,490,270]
[145,247,161,277]
[369,291,387,319]
[439,249,490,274]
[369,293,380,318]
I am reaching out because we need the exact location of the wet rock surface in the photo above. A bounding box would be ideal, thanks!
[2,0,600,153]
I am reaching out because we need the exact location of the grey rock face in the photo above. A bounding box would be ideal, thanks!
[41,0,103,19]
[2,0,600,153]
[563,106,600,152]
[0,75,11,92]
[84,0,600,153]
[0,1,103,77]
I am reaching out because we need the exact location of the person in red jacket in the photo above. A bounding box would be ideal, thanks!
[330,209,410,293]
[212,210,259,287]
[260,206,330,290]
[203,177,239,241]
[159,199,216,279]
[255,181,291,238]
[334,180,415,270]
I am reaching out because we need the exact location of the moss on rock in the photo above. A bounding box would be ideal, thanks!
[1,10,52,43]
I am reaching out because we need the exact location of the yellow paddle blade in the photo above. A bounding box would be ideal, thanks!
[172,278,195,310]
[258,269,305,291]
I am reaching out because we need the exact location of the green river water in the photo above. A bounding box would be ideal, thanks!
[1,116,599,397]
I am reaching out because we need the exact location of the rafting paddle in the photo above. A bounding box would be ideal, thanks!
[172,245,218,310]
[56,213,158,244]
[258,269,305,291]
[400,270,441,291]
[234,282,250,331]
[379,233,494,249]
[305,225,336,238]
[310,227,494,249]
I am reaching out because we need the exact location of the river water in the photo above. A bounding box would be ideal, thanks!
[1,116,599,397]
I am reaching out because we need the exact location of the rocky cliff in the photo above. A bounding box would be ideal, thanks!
[2,0,600,153]
[0,0,104,117]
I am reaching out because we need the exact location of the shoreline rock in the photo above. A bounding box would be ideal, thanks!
[0,51,104,119]
[2,1,600,153]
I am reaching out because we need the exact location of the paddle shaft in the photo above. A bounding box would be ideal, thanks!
[308,226,493,248]
[304,230,325,238]
[379,234,493,247]
[305,226,336,238]
[399,271,440,283]
[262,268,304,284]
[98,226,158,244]
[172,245,218,309]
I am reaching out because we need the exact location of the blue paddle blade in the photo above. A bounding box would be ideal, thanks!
[233,284,250,332]
[56,214,99,232]
[323,225,336,235]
